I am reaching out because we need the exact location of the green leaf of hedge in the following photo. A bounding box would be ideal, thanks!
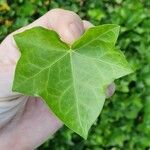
[13,24,133,139]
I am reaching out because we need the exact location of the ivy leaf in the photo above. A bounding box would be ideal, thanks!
[13,24,133,139]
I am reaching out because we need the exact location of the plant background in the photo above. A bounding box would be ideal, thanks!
[0,0,150,149]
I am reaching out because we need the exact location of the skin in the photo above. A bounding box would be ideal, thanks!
[0,9,115,150]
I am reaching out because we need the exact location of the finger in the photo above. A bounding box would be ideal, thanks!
[106,83,116,98]
[83,20,94,30]
[45,9,84,44]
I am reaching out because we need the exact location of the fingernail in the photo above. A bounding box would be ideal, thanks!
[69,22,83,41]
[106,82,116,98]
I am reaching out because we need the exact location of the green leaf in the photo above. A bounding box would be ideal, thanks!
[13,24,133,139]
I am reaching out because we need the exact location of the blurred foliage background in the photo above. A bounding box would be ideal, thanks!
[0,0,150,149]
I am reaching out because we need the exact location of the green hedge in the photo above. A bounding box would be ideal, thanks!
[0,0,150,149]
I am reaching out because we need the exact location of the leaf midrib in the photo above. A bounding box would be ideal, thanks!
[70,52,86,137]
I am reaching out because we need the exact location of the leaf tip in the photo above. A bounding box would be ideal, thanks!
[80,131,88,140]
[129,65,135,74]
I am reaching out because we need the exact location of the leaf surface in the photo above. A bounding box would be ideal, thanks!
[13,24,133,138]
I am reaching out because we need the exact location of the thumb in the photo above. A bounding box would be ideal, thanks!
[46,9,84,44]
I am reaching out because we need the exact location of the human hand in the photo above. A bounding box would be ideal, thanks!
[0,9,115,149]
